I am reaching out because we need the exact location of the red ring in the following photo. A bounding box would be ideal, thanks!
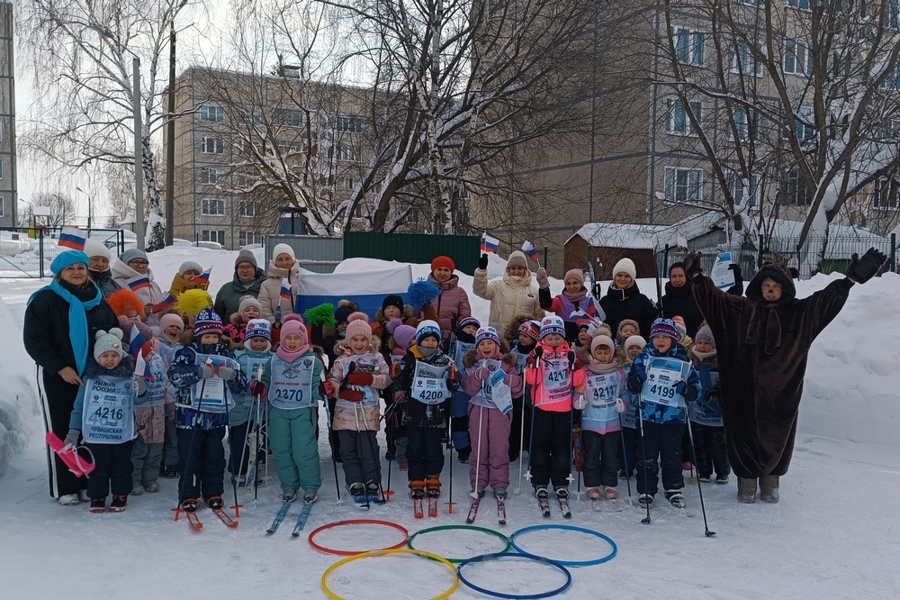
[308,519,410,556]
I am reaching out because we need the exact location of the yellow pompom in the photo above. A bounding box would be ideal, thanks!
[177,289,213,316]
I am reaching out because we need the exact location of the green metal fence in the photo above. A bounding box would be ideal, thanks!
[0,227,134,278]
[343,232,481,274]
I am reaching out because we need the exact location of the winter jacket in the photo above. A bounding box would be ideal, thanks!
[213,267,266,322]
[576,359,627,435]
[69,356,137,432]
[473,268,543,331]
[134,346,172,444]
[223,316,249,347]
[539,286,598,342]
[628,343,701,425]
[659,280,705,339]
[372,306,420,362]
[394,346,460,428]
[110,261,164,307]
[257,261,300,323]
[427,274,472,339]
[167,341,248,430]
[327,347,391,432]
[598,282,657,340]
[462,350,524,408]
[524,341,584,412]
[89,268,122,298]
[233,348,273,425]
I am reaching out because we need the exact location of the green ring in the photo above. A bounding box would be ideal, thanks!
[407,525,511,563]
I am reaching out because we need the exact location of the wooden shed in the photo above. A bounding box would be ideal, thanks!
[564,223,675,280]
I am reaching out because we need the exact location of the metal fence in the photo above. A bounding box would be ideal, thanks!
[0,227,134,279]
[265,234,344,274]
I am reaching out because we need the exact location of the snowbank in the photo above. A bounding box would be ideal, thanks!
[0,295,38,476]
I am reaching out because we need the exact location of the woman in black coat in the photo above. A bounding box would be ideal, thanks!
[23,250,118,505]
[661,262,744,338]
[598,257,658,338]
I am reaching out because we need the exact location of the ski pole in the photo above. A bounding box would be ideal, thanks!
[565,351,577,494]
[520,358,542,493]
[220,366,243,516]
[513,392,527,494]
[320,379,343,504]
[445,412,456,513]
[617,413,632,499]
[357,390,387,505]
[237,363,264,507]
[686,412,716,537]
[383,399,395,501]
[636,393,652,524]
[470,379,485,499]
[173,361,208,516]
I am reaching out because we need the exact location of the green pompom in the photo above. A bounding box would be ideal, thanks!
[304,303,336,328]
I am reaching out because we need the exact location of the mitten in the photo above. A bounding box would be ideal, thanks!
[323,381,336,398]
[347,372,374,386]
[393,391,407,404]
[846,248,887,284]
[249,380,267,397]
[626,372,645,394]
[338,388,365,402]
[615,398,626,414]
[197,364,215,379]
[274,306,283,326]
[217,366,238,381]
[136,378,148,396]
[573,393,587,410]
[533,346,544,361]
[535,267,550,289]
[63,428,80,450]
[683,253,703,278]
[474,365,491,381]
[567,351,576,366]
[385,318,403,334]
[478,253,488,270]
[676,382,698,403]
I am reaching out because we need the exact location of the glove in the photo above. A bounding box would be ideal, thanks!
[683,252,703,278]
[676,382,698,403]
[63,428,80,450]
[249,380,267,397]
[135,378,148,396]
[573,393,587,410]
[385,318,403,334]
[274,306,283,326]
[217,366,238,381]
[323,381,336,398]
[728,263,741,276]
[448,365,459,384]
[846,248,887,284]
[626,372,645,394]
[347,372,374,386]
[567,351,576,366]
[535,267,550,289]
[393,391,407,404]
[197,364,215,379]
[533,346,543,361]
[478,253,488,270]
[615,398,626,414]
[338,388,365,402]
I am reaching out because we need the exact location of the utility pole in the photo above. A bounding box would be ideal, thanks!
[165,21,175,247]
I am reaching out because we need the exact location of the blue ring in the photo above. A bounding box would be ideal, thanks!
[509,524,617,567]
[456,553,572,600]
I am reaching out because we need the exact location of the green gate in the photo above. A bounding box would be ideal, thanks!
[343,232,481,274]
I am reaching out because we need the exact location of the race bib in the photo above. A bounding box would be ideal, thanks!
[453,340,476,372]
[490,368,513,415]
[269,355,315,409]
[411,361,452,405]
[190,354,240,413]
[143,353,167,407]
[690,367,723,426]
[82,375,135,444]
[583,372,619,426]
[335,355,383,407]
[540,355,572,407]
[469,359,502,409]
[641,357,689,408]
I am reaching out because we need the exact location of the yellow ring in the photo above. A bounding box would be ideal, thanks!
[321,548,459,600]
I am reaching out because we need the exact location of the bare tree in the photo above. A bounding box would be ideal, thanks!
[17,0,192,250]
[19,192,77,229]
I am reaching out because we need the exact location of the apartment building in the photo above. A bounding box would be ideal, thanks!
[0,1,17,227]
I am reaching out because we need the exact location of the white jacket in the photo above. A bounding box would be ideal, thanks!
[473,268,543,331]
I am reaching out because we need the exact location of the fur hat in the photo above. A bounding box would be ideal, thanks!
[624,335,647,353]
[540,315,565,340]
[106,289,145,318]
[617,319,640,340]
[506,251,528,271]
[94,328,126,361]
[345,312,372,342]
[563,269,585,285]
[694,325,715,348]
[415,320,441,345]
[84,238,110,261]
[649,318,679,342]
[612,258,637,281]
[431,256,455,273]
[272,243,295,261]
[458,316,481,332]
[590,334,616,355]
[234,249,258,270]
[238,296,263,317]
[381,294,405,314]
[160,313,185,334]
[194,308,224,336]
[51,250,89,276]
[392,325,417,351]
[280,314,307,344]
[119,248,148,266]
[246,318,272,342]
[475,326,501,347]
[178,261,203,277]
[518,320,541,342]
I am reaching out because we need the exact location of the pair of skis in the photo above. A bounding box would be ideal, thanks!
[465,494,507,526]
[266,499,315,536]
[538,493,571,519]
[174,506,239,531]
[413,495,440,519]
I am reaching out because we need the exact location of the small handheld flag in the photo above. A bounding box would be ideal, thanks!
[134,350,154,380]
[150,294,177,314]
[480,232,500,254]
[521,240,539,263]
[128,325,152,359]
[192,267,212,287]
[280,278,291,301]
[58,227,87,251]
[126,275,151,292]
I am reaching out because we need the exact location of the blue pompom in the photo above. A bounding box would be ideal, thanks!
[407,279,441,308]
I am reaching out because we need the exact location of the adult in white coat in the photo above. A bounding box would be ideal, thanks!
[473,250,543,332]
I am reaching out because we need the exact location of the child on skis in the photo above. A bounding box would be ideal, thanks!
[167,309,248,512]
[386,324,417,471]
[619,335,646,480]
[626,318,701,508]
[575,335,627,502]
[325,312,392,504]
[525,315,584,505]
[506,317,539,462]
[393,320,459,506]
[462,326,523,500]
[157,312,185,479]
[261,315,324,503]
[231,319,273,484]
[65,329,139,512]
[688,325,730,484]
[450,316,480,463]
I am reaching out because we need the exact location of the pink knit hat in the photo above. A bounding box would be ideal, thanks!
[280,314,307,345]
[345,312,372,342]
[563,269,585,285]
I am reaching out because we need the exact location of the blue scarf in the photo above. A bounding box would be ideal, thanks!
[29,280,103,375]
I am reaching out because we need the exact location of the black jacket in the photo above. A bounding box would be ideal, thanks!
[598,282,658,339]
[89,269,122,299]
[660,281,705,338]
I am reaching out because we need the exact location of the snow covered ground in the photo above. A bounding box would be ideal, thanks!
[1,248,898,599]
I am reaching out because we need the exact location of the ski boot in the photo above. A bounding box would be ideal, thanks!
[349,483,366,503]
[554,486,569,500]
[603,486,619,500]
[409,480,426,500]
[206,496,224,510]
[638,493,654,507]
[534,485,549,500]
[586,486,602,500]
[302,489,318,503]
[665,490,686,508]
[493,487,508,500]
[180,498,199,512]
[759,475,779,503]
[109,495,128,512]
[282,489,297,503]
[425,476,442,499]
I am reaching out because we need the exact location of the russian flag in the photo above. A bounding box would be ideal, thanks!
[193,267,212,286]
[280,278,292,301]
[128,325,152,361]
[126,275,151,292]
[521,240,539,263]
[58,227,86,251]
[150,294,177,314]
[481,232,500,254]
[134,351,154,380]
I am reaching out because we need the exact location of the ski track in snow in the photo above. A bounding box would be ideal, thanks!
[1,253,898,599]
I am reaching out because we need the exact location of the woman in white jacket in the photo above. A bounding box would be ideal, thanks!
[111,249,163,320]
[473,250,543,332]
[257,243,300,323]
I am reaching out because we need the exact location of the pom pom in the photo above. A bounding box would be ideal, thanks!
[303,303,336,328]
[407,279,440,309]
[106,289,145,318]
[282,313,304,325]
[177,289,213,316]
[347,311,369,323]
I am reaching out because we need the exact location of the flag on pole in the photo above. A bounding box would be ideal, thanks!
[480,232,500,254]
[58,227,86,251]
[280,278,292,301]
[150,294,177,314]
[128,325,152,359]
[134,350,154,380]
[126,275,151,292]
[521,240,539,263]
[192,267,212,286]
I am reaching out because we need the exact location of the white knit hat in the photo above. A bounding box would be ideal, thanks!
[612,258,637,281]
[84,238,110,260]
[272,243,296,261]
[94,328,126,361]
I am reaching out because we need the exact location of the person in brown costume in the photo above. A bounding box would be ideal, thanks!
[683,248,887,503]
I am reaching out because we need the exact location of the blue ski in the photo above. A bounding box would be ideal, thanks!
[291,500,315,536]
[266,501,293,534]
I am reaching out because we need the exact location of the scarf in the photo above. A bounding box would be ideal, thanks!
[29,280,103,375]
[690,347,717,361]
[585,357,620,375]
[277,343,309,363]
[562,287,588,303]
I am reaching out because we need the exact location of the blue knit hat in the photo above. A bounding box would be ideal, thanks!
[51,250,89,276]
[475,326,501,347]
[649,318,680,342]
[457,316,480,332]
[415,320,441,345]
[245,318,272,342]
[194,308,224,336]
[540,315,565,340]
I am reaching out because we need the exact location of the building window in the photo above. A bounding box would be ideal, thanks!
[336,115,363,133]
[200,137,224,154]
[336,144,358,162]
[239,231,265,246]
[666,98,702,136]
[784,40,811,75]
[0,120,3,142]
[779,168,813,205]
[240,202,257,217]
[201,198,226,216]
[783,107,815,140]
[730,40,763,76]
[201,230,226,245]
[239,109,262,126]
[274,109,303,127]
[340,177,355,191]
[885,0,900,29]
[198,167,225,185]
[881,66,900,91]
[729,107,758,141]
[200,105,225,123]
[726,171,760,207]
[0,196,4,218]
[671,27,705,66]
[878,118,900,139]
[0,159,3,180]
[873,178,900,210]
[736,0,764,5]
[787,0,810,9]
[664,166,703,203]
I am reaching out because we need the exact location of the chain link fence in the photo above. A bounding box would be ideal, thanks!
[0,227,135,278]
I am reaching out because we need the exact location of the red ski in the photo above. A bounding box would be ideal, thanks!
[211,507,239,528]
[413,497,424,519]
[428,497,439,518]
[172,507,204,531]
